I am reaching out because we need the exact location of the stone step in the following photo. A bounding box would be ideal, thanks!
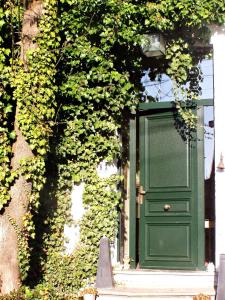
[97,269,217,299]
[98,287,215,300]
[113,269,216,290]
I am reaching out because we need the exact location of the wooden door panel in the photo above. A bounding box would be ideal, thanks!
[145,223,190,259]
[146,113,190,189]
[145,198,190,216]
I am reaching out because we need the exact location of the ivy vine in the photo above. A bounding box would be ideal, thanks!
[0,1,15,210]
[0,0,224,298]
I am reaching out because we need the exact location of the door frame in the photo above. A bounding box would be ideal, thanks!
[129,98,213,269]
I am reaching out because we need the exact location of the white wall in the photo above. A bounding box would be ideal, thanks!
[64,182,85,254]
[64,160,119,262]
[96,161,119,265]
[210,25,225,269]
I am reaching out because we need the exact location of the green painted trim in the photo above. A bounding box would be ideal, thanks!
[139,102,175,110]
[138,99,213,111]
[198,99,214,106]
[129,116,137,269]
[139,114,145,268]
[197,107,206,270]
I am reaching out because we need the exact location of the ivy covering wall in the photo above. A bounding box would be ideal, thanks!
[0,0,224,299]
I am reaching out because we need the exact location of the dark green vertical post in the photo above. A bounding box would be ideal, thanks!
[129,115,136,269]
[197,106,205,269]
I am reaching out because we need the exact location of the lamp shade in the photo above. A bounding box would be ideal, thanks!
[141,33,165,57]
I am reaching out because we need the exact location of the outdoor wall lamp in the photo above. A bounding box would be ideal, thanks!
[141,33,166,58]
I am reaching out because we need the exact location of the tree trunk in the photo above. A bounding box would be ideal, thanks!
[0,0,42,294]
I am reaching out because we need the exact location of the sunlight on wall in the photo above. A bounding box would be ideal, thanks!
[210,25,225,269]
[64,183,85,255]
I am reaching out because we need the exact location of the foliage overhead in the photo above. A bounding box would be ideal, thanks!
[0,0,224,297]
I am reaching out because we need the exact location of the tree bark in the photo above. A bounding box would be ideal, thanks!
[0,0,42,294]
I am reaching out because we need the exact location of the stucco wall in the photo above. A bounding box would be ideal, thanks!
[210,25,225,269]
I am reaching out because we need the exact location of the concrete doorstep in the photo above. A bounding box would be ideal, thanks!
[97,269,216,300]
[97,287,215,300]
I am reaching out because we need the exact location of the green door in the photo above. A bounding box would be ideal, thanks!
[139,107,204,269]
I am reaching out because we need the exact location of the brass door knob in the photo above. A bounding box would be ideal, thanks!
[164,204,171,211]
